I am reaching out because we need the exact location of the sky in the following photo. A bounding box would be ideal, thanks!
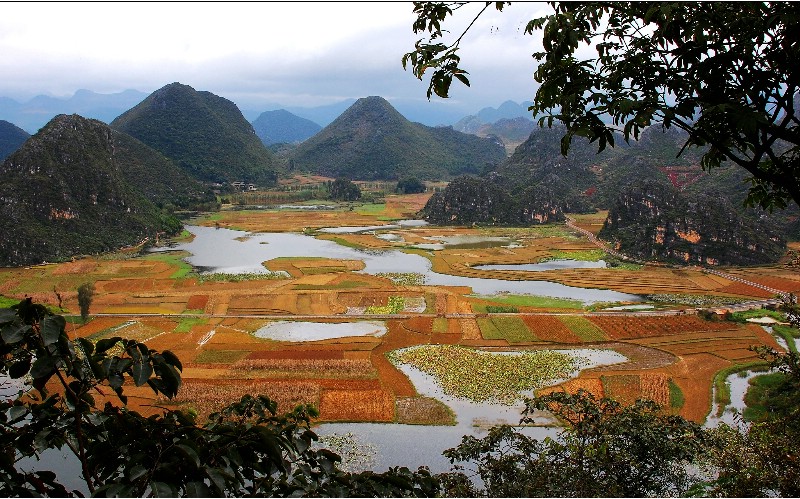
[0,2,551,115]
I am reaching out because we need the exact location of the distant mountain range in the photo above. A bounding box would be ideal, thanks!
[0,89,149,133]
[289,96,505,180]
[0,120,30,161]
[0,114,213,266]
[2,82,794,267]
[111,83,278,185]
[252,109,322,145]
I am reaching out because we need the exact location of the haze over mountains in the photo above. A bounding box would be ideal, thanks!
[0,81,795,268]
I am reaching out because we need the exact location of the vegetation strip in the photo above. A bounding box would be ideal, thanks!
[389,344,582,404]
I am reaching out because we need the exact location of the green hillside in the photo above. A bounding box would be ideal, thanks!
[0,114,211,266]
[289,96,505,180]
[111,82,278,185]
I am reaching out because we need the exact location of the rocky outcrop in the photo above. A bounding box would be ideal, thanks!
[599,181,786,266]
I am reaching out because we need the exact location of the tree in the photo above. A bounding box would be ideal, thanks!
[403,2,800,210]
[76,282,94,322]
[438,390,709,497]
[328,178,362,201]
[396,177,426,194]
[0,298,439,496]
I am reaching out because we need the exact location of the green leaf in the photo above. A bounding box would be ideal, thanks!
[176,442,201,467]
[96,337,122,353]
[30,354,57,379]
[161,350,183,371]
[128,464,148,481]
[150,481,175,498]
[132,360,153,386]
[186,482,212,497]
[1,323,28,344]
[0,308,17,324]
[9,357,32,378]
[40,315,65,346]
[77,337,94,355]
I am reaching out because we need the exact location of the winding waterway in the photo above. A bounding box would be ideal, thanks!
[168,225,640,304]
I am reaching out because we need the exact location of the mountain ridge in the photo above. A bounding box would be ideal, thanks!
[0,114,214,266]
[289,96,505,180]
[111,82,278,185]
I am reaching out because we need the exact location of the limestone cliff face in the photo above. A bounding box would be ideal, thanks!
[599,181,786,266]
[0,114,207,266]
[420,175,564,225]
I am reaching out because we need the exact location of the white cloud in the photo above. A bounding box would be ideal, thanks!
[0,2,549,112]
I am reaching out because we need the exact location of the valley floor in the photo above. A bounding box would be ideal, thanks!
[2,195,797,428]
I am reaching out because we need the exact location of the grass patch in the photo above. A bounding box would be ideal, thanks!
[669,379,685,410]
[477,316,537,343]
[0,295,22,308]
[303,266,348,275]
[743,372,789,422]
[366,296,405,314]
[195,350,250,364]
[193,272,288,283]
[729,308,787,323]
[486,305,519,313]
[432,317,448,334]
[772,324,799,353]
[395,396,456,426]
[354,203,386,216]
[389,345,580,404]
[143,252,193,279]
[175,317,208,333]
[479,225,575,239]
[376,273,425,286]
[326,237,367,250]
[545,249,605,262]
[712,361,771,416]
[471,294,584,310]
[558,316,607,341]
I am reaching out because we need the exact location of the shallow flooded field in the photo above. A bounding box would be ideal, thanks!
[1,201,796,460]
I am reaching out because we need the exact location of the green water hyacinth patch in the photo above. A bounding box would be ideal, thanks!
[389,345,582,405]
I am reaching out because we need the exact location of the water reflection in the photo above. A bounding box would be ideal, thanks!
[316,348,628,473]
[254,321,387,341]
[475,259,608,271]
[166,226,640,304]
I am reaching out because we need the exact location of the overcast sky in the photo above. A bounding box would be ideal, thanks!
[0,2,550,113]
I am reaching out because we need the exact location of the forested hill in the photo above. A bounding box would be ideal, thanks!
[252,109,322,145]
[111,82,278,186]
[600,180,786,266]
[0,114,212,266]
[289,96,505,180]
[422,124,795,264]
[421,125,612,225]
[0,120,30,161]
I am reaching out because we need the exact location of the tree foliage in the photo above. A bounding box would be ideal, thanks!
[439,390,708,497]
[404,2,800,210]
[328,178,362,202]
[396,177,426,194]
[76,282,94,322]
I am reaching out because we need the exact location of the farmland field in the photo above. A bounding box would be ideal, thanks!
[2,196,796,433]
